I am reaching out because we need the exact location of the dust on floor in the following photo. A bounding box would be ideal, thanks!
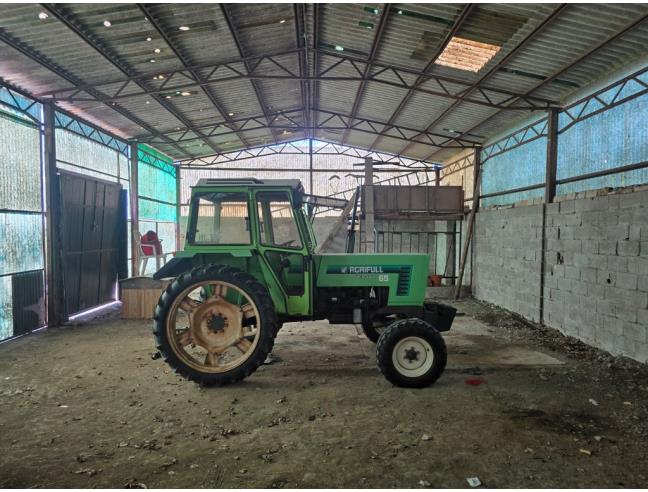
[1,298,647,488]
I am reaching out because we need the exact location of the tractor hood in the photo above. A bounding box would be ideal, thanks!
[313,253,430,306]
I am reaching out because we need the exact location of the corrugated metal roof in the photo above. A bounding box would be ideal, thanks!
[0,3,647,162]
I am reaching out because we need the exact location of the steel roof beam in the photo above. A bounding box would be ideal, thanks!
[177,137,437,169]
[423,11,648,161]
[341,4,390,145]
[311,4,321,139]
[40,47,559,111]
[397,3,568,157]
[220,4,279,145]
[138,3,250,151]
[293,4,309,138]
[135,108,481,148]
[368,3,475,151]
[41,3,214,156]
[0,24,190,157]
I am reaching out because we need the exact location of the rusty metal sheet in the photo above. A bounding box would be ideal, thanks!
[365,185,464,217]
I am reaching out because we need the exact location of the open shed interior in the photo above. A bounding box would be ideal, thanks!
[1,2,648,488]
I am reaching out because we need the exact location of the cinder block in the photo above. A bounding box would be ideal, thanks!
[624,323,647,343]
[565,266,581,280]
[628,256,648,275]
[581,239,599,254]
[597,269,615,286]
[615,272,638,291]
[637,308,648,325]
[559,200,576,214]
[598,240,617,255]
[607,255,628,273]
[587,283,606,299]
[619,192,643,209]
[617,240,640,257]
[638,275,648,293]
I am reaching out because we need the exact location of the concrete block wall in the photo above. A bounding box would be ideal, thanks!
[473,204,544,322]
[472,189,648,363]
[544,191,648,362]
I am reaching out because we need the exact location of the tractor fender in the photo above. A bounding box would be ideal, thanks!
[152,257,195,280]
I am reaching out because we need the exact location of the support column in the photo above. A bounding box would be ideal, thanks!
[129,142,139,277]
[545,108,559,204]
[435,167,440,186]
[540,108,559,324]
[43,103,65,326]
[363,156,375,253]
[175,166,182,250]
[455,146,481,299]
[308,138,314,194]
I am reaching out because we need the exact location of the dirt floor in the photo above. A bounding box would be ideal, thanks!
[1,297,648,488]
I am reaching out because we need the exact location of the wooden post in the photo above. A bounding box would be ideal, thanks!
[454,147,481,299]
[129,142,139,277]
[43,103,65,326]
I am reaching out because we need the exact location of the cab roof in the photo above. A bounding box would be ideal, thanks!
[193,178,302,189]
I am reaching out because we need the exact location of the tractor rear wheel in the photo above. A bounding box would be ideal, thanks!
[154,265,278,386]
[376,318,447,388]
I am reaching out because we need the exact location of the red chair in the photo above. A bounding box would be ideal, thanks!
[136,230,173,275]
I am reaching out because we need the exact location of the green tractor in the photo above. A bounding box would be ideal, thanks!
[153,178,456,388]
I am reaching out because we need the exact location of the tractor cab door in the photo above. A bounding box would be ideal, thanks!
[255,191,311,315]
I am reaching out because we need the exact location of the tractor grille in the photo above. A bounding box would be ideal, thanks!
[396,266,412,296]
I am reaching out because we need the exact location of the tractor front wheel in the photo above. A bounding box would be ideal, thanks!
[154,265,278,386]
[376,318,447,388]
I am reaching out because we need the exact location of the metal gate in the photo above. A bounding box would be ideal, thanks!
[59,172,124,316]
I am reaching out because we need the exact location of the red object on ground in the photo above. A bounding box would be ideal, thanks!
[464,377,486,386]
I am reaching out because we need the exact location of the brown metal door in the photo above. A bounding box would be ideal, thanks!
[59,172,123,316]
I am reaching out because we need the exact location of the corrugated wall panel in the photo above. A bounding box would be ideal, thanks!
[557,91,648,195]
[481,132,547,207]
[137,144,178,257]
[0,113,41,212]
[0,97,45,341]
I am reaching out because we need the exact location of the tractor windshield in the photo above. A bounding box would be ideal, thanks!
[187,191,250,245]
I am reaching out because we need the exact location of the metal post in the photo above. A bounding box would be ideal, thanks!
[175,166,181,250]
[545,108,559,204]
[364,156,375,253]
[540,108,559,324]
[309,138,313,194]
[435,167,441,186]
[43,103,65,326]
[129,142,139,277]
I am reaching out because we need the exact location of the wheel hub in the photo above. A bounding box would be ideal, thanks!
[190,297,243,352]
[392,336,434,377]
[207,313,228,333]
[403,346,420,363]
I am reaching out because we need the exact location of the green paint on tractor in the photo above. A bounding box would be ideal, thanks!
[153,178,456,388]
